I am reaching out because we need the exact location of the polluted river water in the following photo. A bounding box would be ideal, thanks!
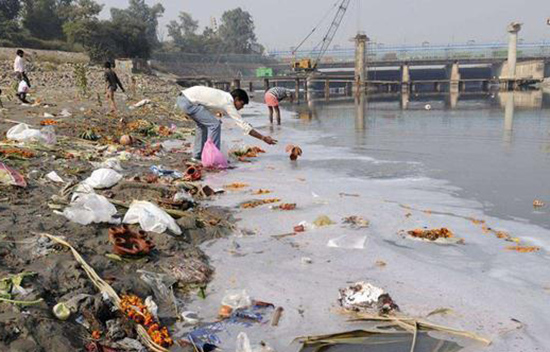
[179,90,550,351]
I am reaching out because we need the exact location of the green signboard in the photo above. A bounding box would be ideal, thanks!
[256,67,273,78]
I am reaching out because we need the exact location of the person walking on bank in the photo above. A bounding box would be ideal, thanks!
[104,62,125,116]
[177,86,278,162]
[265,86,293,125]
[14,50,31,88]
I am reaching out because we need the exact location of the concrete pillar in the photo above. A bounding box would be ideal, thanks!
[401,64,411,93]
[295,78,300,103]
[449,61,461,93]
[306,75,314,102]
[249,81,253,93]
[324,79,330,101]
[263,78,270,91]
[354,34,369,95]
[507,22,522,80]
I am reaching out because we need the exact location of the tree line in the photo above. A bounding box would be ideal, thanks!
[0,0,263,62]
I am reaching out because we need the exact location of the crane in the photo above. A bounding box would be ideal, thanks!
[292,0,352,72]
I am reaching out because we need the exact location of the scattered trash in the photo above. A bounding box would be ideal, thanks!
[120,294,173,347]
[221,289,252,310]
[123,201,182,235]
[133,99,151,108]
[184,165,202,181]
[182,311,200,325]
[161,139,185,151]
[313,215,335,227]
[84,168,123,189]
[53,302,71,320]
[150,165,183,179]
[225,182,249,190]
[230,145,266,161]
[271,306,284,326]
[6,123,51,144]
[294,224,306,233]
[108,225,155,256]
[342,216,369,228]
[375,260,387,267]
[506,245,540,253]
[285,144,303,161]
[0,162,27,187]
[338,281,398,315]
[253,189,272,195]
[40,118,58,126]
[145,296,159,319]
[301,257,313,264]
[202,139,229,169]
[46,171,64,183]
[90,158,124,172]
[63,193,119,225]
[219,305,233,319]
[119,134,134,146]
[425,104,432,110]
[275,203,296,211]
[241,198,281,209]
[407,228,458,242]
[533,199,545,208]
[0,272,43,306]
[327,234,367,249]
[60,108,72,117]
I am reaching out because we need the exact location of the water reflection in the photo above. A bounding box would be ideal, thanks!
[355,92,367,131]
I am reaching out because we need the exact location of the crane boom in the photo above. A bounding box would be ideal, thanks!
[312,0,351,69]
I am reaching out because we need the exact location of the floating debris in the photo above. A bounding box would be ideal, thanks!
[407,228,454,241]
[533,199,545,208]
[506,246,540,253]
[240,198,281,209]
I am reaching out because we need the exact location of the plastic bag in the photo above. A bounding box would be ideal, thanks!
[327,234,367,249]
[7,123,45,143]
[0,162,27,187]
[221,289,251,309]
[202,139,228,169]
[84,168,122,189]
[63,193,119,225]
[123,201,182,235]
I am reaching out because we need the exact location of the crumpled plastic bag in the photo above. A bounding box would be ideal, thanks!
[123,201,182,235]
[202,139,228,169]
[221,289,252,309]
[84,168,122,189]
[63,193,119,225]
[6,123,53,144]
[90,158,123,172]
[0,162,27,187]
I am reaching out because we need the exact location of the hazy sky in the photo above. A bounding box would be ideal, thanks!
[100,0,550,51]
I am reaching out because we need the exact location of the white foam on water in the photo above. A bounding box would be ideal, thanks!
[182,103,550,352]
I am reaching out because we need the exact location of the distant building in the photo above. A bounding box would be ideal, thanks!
[210,17,218,32]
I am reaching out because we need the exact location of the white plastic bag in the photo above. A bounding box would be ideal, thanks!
[63,193,119,225]
[327,234,367,249]
[7,123,45,143]
[84,168,122,189]
[221,289,251,309]
[90,158,124,172]
[236,332,252,352]
[123,201,181,235]
[46,171,64,183]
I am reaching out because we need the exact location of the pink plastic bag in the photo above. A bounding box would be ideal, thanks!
[201,139,228,169]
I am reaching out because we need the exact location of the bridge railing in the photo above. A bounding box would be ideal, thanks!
[269,42,550,63]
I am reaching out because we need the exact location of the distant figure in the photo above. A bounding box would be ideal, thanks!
[265,87,293,125]
[177,86,277,162]
[14,49,31,88]
[17,79,31,104]
[104,61,125,115]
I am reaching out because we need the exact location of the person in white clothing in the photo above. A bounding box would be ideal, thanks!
[177,86,277,161]
[17,80,31,104]
[14,50,31,88]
